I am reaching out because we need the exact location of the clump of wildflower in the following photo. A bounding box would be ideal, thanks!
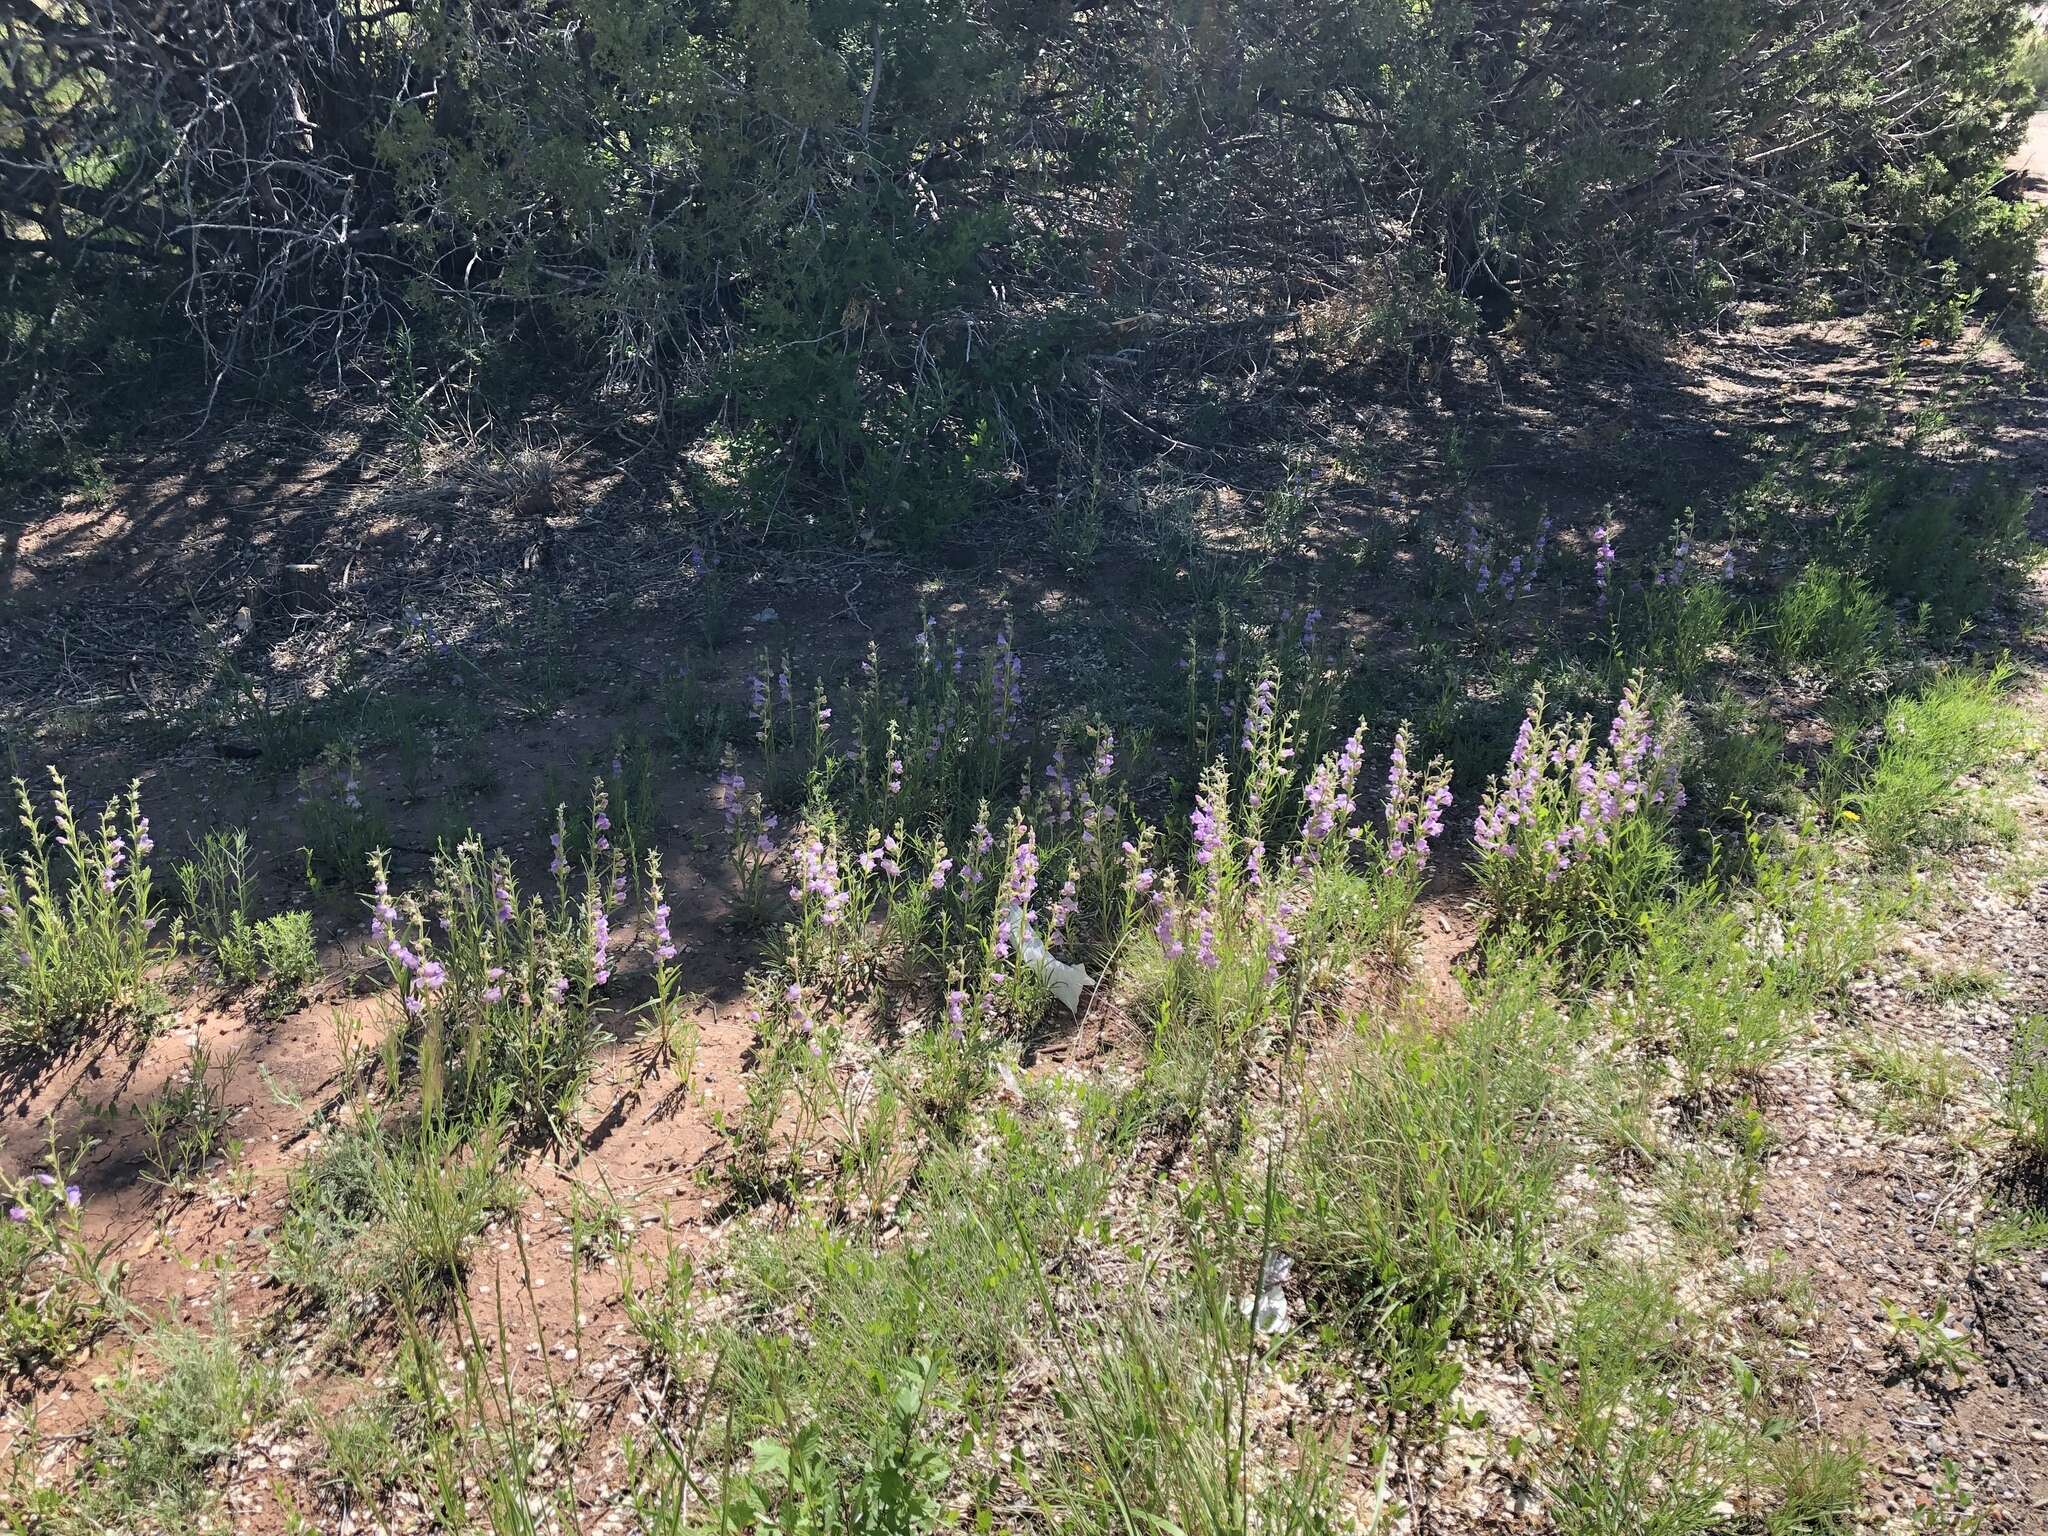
[1655,530,1694,588]
[1240,673,1278,755]
[1593,523,1615,616]
[1152,872,1184,961]
[1263,894,1300,986]
[715,753,747,834]
[991,631,1024,744]
[860,826,905,881]
[960,803,995,892]
[1470,675,1683,942]
[1047,871,1079,946]
[652,897,676,962]
[1187,764,1232,971]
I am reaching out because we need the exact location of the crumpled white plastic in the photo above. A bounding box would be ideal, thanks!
[1005,903,1093,1013]
[1250,1252,1292,1337]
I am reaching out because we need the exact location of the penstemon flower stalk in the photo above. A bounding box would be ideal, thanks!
[636,851,697,1083]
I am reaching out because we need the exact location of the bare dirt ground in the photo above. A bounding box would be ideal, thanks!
[1752,655,2048,1528]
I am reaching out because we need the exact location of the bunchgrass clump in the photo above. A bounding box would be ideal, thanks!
[1772,563,1888,687]
[1621,885,1807,1102]
[1537,1269,1862,1534]
[1285,956,1572,1378]
[275,1110,517,1317]
[1032,1258,1348,1536]
[2003,1013,2048,1169]
[1843,1034,1972,1135]
[691,1085,1125,1480]
[1847,661,2017,861]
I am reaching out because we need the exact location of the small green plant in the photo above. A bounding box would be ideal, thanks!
[138,1038,242,1188]
[1879,1296,1976,1383]
[1909,1457,1984,1534]
[1772,563,1887,687]
[176,828,260,982]
[704,1357,951,1535]
[253,910,320,992]
[1,771,169,1052]
[657,655,733,768]
[2003,1013,2048,1166]
[1639,574,1739,685]
[1857,460,2033,638]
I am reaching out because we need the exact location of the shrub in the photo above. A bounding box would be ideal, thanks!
[1,772,168,1052]
[1469,676,1684,953]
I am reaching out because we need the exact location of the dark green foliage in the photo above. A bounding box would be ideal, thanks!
[1772,564,1889,686]
[1850,462,2034,635]
[3,0,2039,539]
